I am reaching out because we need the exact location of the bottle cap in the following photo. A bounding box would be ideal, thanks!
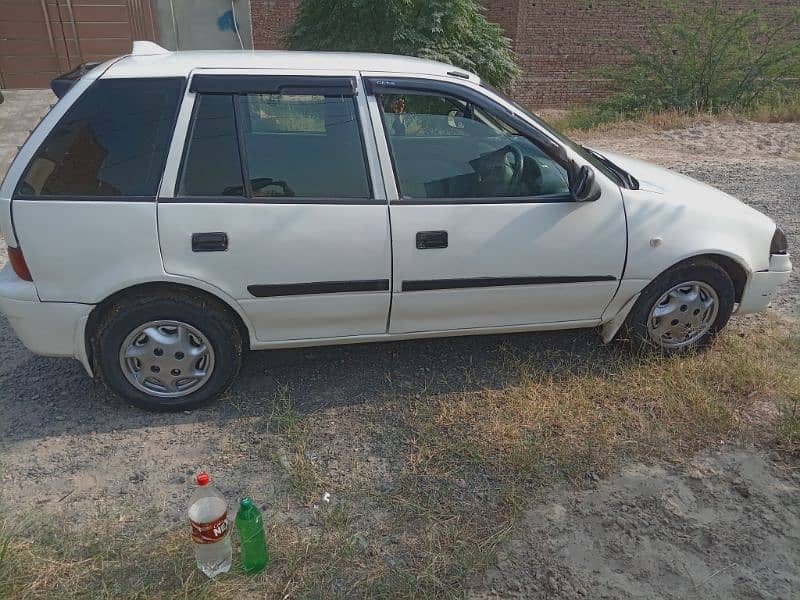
[240,496,254,508]
[196,471,210,486]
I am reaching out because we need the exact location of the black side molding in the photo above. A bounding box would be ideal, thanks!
[50,61,101,98]
[402,275,616,292]
[248,279,390,298]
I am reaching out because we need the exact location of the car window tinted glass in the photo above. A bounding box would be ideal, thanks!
[17,78,182,197]
[178,94,244,196]
[379,93,569,199]
[238,93,370,198]
[479,80,623,185]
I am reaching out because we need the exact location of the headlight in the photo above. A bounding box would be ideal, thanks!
[770,227,788,255]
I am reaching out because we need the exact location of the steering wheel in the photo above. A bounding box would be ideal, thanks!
[505,144,525,189]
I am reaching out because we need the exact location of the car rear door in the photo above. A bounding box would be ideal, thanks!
[157,70,391,343]
[363,75,627,333]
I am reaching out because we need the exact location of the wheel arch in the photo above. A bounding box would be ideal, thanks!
[665,252,748,304]
[602,251,749,343]
[84,281,252,373]
[702,253,748,304]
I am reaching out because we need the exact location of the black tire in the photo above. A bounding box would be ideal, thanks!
[94,290,243,411]
[625,258,735,353]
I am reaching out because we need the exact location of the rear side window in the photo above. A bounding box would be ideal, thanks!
[16,78,183,198]
[177,80,371,200]
[238,93,369,198]
[178,95,244,196]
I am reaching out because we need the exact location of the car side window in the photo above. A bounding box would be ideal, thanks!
[378,93,570,200]
[16,78,183,197]
[238,93,370,198]
[178,94,244,197]
[178,87,371,199]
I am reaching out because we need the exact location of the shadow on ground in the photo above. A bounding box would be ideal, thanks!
[0,312,637,444]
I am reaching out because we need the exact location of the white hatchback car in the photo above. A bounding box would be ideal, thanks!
[0,43,791,410]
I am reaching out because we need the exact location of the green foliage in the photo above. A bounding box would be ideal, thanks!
[601,0,800,115]
[286,0,519,90]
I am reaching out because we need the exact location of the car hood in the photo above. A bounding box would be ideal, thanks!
[589,148,774,227]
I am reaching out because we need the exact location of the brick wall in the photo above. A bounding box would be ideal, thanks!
[500,0,799,107]
[250,0,799,108]
[250,0,299,50]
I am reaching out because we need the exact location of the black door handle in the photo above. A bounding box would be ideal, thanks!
[192,232,228,252]
[416,230,448,249]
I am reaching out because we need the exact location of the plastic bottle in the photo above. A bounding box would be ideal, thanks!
[235,497,269,573]
[188,471,232,578]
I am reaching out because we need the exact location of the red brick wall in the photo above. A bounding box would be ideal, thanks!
[250,0,799,108]
[501,0,799,107]
[250,0,299,50]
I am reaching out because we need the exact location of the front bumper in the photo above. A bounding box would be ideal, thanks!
[737,254,792,314]
[0,264,92,372]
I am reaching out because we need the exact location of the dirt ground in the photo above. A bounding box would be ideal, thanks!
[470,450,800,599]
[0,92,798,598]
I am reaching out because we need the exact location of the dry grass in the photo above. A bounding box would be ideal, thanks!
[1,319,798,599]
[547,93,800,136]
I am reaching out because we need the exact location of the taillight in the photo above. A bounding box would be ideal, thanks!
[7,246,33,281]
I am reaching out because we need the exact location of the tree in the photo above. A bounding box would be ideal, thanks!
[286,0,519,90]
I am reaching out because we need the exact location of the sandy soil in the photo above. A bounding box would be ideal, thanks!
[470,450,800,599]
[0,100,798,598]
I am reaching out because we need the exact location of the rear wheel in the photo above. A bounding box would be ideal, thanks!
[626,259,735,353]
[94,291,242,410]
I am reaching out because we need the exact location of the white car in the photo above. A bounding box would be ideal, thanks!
[0,43,791,410]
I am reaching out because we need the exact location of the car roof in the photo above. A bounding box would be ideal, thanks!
[99,42,479,83]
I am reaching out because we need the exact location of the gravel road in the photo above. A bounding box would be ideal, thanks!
[0,92,797,599]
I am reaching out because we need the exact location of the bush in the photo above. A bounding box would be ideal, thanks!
[600,0,800,116]
[286,0,519,90]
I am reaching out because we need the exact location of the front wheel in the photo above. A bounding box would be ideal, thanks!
[94,291,243,410]
[625,259,735,353]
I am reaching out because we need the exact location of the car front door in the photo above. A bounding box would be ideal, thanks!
[364,75,627,334]
[157,71,391,343]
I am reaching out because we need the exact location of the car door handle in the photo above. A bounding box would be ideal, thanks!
[416,230,448,249]
[192,232,228,252]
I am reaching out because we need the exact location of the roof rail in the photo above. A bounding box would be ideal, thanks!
[132,41,171,56]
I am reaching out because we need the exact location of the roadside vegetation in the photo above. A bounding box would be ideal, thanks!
[286,0,518,89]
[549,0,800,134]
[548,94,800,136]
[2,318,798,599]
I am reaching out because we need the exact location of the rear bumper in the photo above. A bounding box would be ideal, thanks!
[737,254,792,314]
[0,264,92,373]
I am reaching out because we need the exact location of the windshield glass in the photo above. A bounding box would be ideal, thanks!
[479,81,628,186]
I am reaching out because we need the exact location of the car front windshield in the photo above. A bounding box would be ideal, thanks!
[479,81,626,186]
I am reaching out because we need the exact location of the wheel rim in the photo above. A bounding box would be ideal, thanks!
[119,320,215,399]
[647,281,719,349]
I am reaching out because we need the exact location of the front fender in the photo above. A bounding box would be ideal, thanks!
[621,188,772,281]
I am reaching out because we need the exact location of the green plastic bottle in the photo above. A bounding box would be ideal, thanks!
[235,497,269,573]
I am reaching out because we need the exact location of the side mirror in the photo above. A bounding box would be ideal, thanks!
[570,164,601,202]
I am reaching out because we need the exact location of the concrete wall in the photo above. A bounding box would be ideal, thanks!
[153,0,253,51]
